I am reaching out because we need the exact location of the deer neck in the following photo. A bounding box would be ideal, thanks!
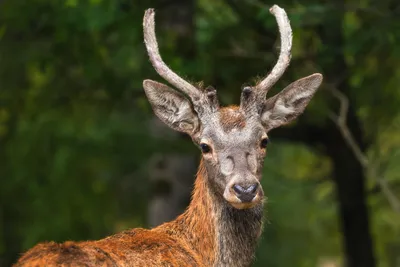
[174,159,264,267]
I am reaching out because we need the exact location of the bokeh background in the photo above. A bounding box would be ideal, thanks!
[1,0,399,266]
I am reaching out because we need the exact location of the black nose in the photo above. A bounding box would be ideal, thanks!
[232,184,259,202]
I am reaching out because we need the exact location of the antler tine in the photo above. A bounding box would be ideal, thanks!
[143,9,202,102]
[254,5,292,100]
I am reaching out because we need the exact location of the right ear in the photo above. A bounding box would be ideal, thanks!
[143,79,200,135]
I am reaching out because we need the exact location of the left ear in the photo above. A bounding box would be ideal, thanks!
[143,79,200,135]
[260,73,323,131]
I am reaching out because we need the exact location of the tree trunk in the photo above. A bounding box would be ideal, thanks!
[147,148,196,227]
[325,121,376,267]
[274,116,375,267]
[317,1,376,265]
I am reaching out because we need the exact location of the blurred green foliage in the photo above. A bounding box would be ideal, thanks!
[0,0,399,266]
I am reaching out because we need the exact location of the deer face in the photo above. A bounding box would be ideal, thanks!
[142,7,323,209]
[197,106,268,209]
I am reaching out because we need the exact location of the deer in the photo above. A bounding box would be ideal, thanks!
[15,5,322,267]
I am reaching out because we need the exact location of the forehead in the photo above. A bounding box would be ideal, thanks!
[202,106,264,146]
[219,106,247,132]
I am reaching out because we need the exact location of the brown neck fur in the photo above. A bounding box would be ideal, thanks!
[158,159,264,266]
[157,159,217,265]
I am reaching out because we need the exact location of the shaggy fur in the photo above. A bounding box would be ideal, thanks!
[14,160,263,267]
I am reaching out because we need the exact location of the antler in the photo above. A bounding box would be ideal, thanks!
[143,9,202,102]
[253,5,292,100]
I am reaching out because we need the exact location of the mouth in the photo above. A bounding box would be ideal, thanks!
[223,191,264,210]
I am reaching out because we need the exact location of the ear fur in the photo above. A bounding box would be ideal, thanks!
[261,73,323,131]
[143,79,200,135]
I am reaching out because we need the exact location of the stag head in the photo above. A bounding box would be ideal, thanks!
[142,6,323,209]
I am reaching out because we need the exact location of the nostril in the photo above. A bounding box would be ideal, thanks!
[233,184,245,195]
[246,184,258,194]
[232,183,259,203]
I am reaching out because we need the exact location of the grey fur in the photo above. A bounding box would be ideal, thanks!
[214,200,263,267]
[143,80,200,135]
[261,74,323,130]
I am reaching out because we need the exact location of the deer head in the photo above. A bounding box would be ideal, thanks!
[143,6,323,210]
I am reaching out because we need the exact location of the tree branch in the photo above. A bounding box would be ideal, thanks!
[327,85,400,213]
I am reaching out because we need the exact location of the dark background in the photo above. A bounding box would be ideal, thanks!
[1,0,399,266]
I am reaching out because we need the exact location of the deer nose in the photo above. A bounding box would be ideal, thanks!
[232,184,259,203]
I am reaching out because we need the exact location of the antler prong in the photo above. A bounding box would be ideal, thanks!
[143,9,202,102]
[253,5,292,100]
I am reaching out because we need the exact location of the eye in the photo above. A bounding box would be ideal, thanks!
[260,138,269,148]
[200,143,211,153]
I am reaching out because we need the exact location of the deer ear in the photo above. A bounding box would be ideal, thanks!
[261,73,323,131]
[143,79,200,135]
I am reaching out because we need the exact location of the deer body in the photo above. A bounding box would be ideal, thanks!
[15,5,323,267]
[16,160,262,266]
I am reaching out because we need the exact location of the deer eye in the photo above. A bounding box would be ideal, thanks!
[260,138,269,148]
[200,143,211,153]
